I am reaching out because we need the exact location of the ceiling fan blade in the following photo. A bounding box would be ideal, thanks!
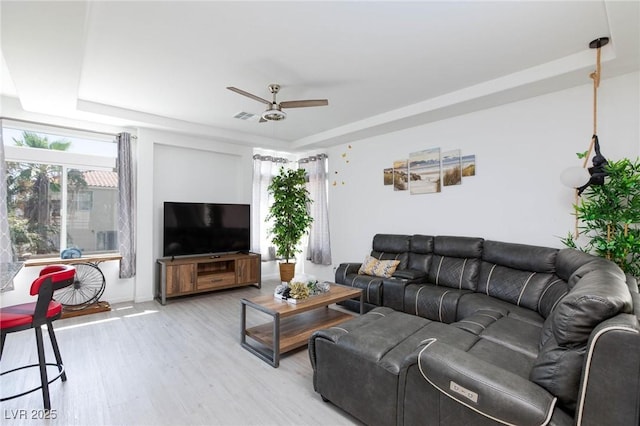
[226,87,271,105]
[280,99,329,109]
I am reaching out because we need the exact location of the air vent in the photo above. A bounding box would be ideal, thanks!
[233,111,259,121]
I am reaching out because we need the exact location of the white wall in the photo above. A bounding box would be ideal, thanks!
[134,128,254,303]
[304,71,640,282]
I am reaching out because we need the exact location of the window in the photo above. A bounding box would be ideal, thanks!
[75,191,93,211]
[3,125,118,259]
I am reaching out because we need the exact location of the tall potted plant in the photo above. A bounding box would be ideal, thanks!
[562,157,640,277]
[266,167,313,282]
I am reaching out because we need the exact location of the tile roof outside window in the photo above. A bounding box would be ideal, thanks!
[82,170,118,188]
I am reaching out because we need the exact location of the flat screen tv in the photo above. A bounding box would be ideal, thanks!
[163,202,250,257]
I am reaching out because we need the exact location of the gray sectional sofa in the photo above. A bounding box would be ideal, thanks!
[308,234,640,426]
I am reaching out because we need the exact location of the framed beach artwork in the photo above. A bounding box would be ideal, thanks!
[393,160,408,191]
[409,148,441,194]
[442,149,462,186]
[384,167,393,185]
[462,154,476,177]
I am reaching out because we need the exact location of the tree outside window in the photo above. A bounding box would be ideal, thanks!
[4,129,118,259]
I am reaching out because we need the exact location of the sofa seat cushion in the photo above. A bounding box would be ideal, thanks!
[404,283,470,323]
[466,338,537,379]
[329,308,429,365]
[457,292,545,327]
[338,309,538,378]
[478,316,542,359]
[313,307,479,375]
[381,320,479,374]
[451,311,541,370]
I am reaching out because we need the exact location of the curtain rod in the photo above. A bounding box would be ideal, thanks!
[299,153,328,163]
[0,116,137,139]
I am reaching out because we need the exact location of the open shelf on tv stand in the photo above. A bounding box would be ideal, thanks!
[156,252,261,305]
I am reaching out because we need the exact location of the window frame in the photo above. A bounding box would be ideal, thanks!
[2,122,118,257]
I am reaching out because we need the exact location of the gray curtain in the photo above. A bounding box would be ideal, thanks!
[252,154,288,260]
[0,132,16,291]
[117,132,136,278]
[299,154,332,265]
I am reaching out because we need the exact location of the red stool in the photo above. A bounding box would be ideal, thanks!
[1,264,76,410]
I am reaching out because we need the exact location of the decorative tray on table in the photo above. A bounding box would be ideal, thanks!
[274,275,331,304]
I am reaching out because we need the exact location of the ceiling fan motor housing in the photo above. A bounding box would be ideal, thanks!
[262,104,287,121]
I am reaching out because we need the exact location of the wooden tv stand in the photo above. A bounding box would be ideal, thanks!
[157,252,261,305]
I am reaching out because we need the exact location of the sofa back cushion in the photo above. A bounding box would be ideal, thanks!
[371,234,410,270]
[428,236,483,290]
[530,268,632,412]
[555,248,623,289]
[534,249,619,320]
[549,269,632,346]
[478,241,560,313]
[535,277,570,319]
[538,249,625,320]
[482,240,557,272]
[407,235,434,272]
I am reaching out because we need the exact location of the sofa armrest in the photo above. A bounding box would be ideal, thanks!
[575,313,640,426]
[382,275,425,311]
[309,328,344,372]
[335,262,362,283]
[415,338,557,426]
[392,268,427,280]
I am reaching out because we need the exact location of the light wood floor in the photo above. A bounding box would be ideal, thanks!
[0,280,362,425]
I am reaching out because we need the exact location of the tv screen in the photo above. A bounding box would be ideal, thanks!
[163,202,250,257]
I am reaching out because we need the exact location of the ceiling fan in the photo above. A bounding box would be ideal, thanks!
[227,83,328,122]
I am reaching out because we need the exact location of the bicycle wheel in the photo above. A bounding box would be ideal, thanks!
[53,263,106,310]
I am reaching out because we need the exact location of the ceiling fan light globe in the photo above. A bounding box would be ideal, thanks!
[262,109,287,121]
[560,166,590,188]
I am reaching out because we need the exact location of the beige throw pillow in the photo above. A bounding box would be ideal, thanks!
[358,255,400,278]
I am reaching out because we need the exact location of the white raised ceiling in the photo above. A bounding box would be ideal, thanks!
[1,1,638,150]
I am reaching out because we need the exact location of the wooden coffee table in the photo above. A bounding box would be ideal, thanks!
[240,283,363,367]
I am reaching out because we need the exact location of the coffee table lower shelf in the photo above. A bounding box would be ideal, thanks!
[245,308,352,354]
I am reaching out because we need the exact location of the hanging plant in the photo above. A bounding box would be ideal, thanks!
[562,158,640,277]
